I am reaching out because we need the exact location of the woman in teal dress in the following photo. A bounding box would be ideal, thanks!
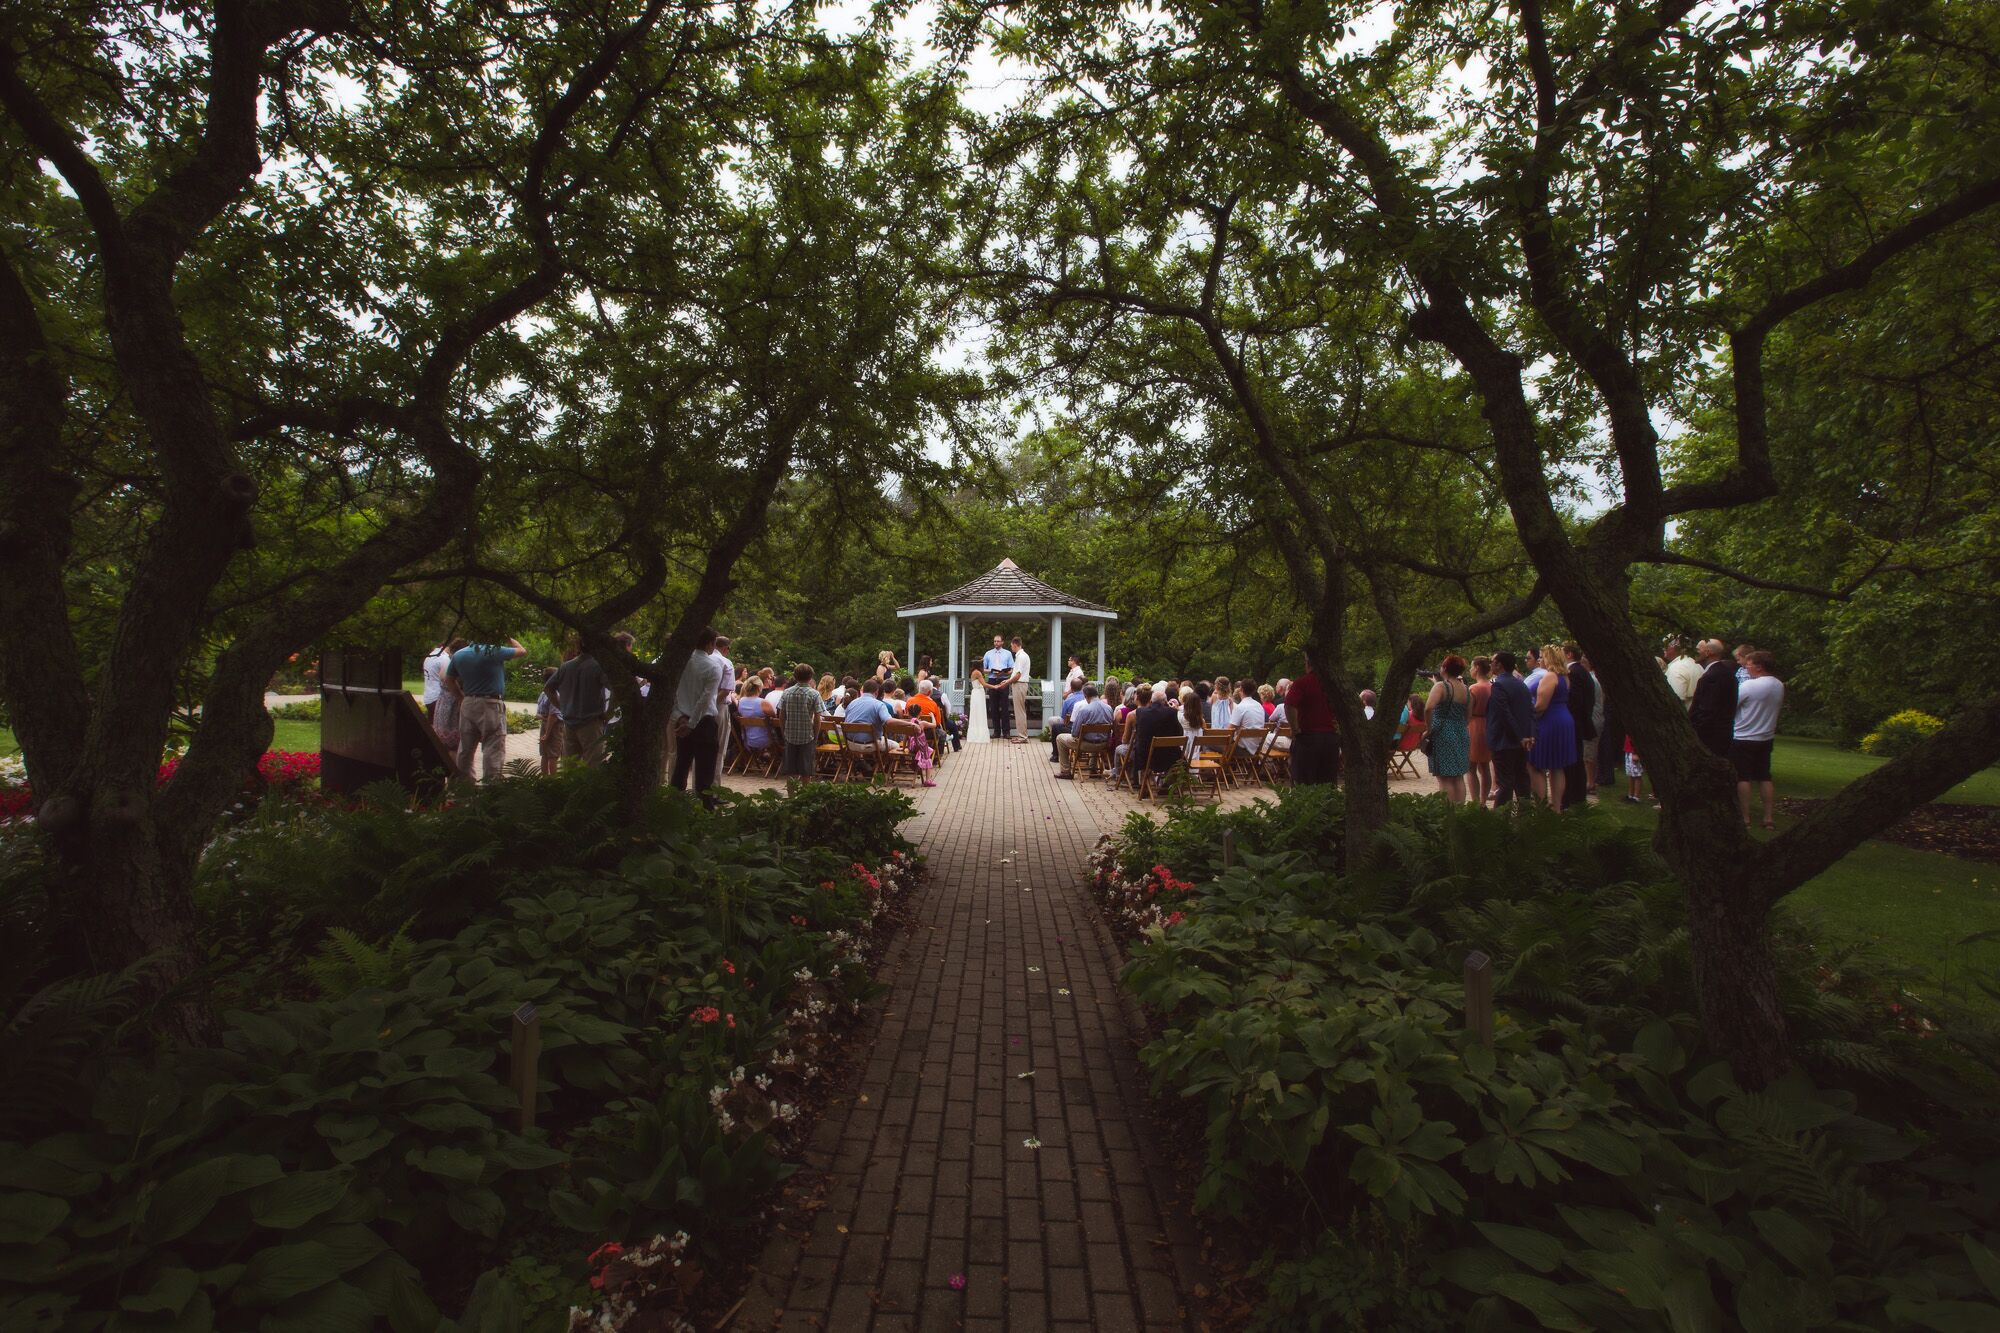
[1424,655,1472,801]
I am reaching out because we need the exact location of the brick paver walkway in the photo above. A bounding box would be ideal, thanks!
[736,740,1208,1330]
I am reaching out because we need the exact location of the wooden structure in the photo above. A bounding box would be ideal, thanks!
[319,648,455,795]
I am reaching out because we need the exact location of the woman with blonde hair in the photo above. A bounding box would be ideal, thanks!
[874,650,900,683]
[816,673,837,712]
[1530,642,1579,807]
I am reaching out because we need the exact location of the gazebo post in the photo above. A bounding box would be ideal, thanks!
[907,620,916,677]
[1097,622,1106,683]
[1049,615,1063,691]
[948,614,960,692]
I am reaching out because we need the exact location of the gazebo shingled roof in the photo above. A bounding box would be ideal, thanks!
[896,558,1113,616]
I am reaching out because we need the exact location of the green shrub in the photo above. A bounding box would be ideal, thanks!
[1098,794,2000,1330]
[1860,709,1946,758]
[270,699,322,722]
[1,775,921,1330]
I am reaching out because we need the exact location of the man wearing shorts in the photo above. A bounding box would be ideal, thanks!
[1731,650,1785,830]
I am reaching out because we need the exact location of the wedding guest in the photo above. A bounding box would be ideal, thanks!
[842,678,896,768]
[817,674,838,711]
[1359,689,1377,721]
[670,627,725,800]
[547,633,617,768]
[1049,680,1083,762]
[445,635,526,784]
[1467,656,1494,805]
[1689,638,1739,758]
[1111,683,1152,780]
[1229,684,1264,731]
[711,634,737,774]
[1130,685,1180,781]
[1530,642,1579,808]
[736,679,777,757]
[1485,650,1537,805]
[1179,686,1206,759]
[1056,683,1115,777]
[777,664,824,782]
[1562,643,1597,810]
[1208,677,1235,728]
[1733,650,1785,830]
[421,639,454,723]
[874,650,900,683]
[536,667,564,776]
[1664,637,1701,708]
[1285,652,1341,785]
[1065,655,1086,692]
[1424,656,1472,802]
[1258,683,1277,718]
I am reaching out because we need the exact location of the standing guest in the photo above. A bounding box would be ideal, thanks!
[915,655,935,687]
[1485,649,1538,805]
[433,673,462,758]
[421,640,454,723]
[711,634,737,775]
[981,636,1015,741]
[1530,642,1579,808]
[1467,656,1495,806]
[777,664,824,783]
[1688,638,1739,759]
[1424,656,1473,802]
[1285,652,1342,785]
[1733,643,1755,681]
[1523,647,1546,690]
[1562,643,1597,810]
[1056,683,1115,777]
[535,667,566,776]
[874,650,901,683]
[1065,656,1086,692]
[1733,651,1785,830]
[669,627,725,800]
[1009,636,1033,742]
[1623,734,1649,805]
[1664,637,1702,709]
[547,634,617,768]
[1229,684,1264,731]
[445,635,526,784]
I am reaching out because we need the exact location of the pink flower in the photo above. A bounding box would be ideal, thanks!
[721,959,737,975]
[692,1006,721,1024]
[1164,912,1184,927]
[588,1241,624,1266]
[725,1013,737,1030]
[948,1273,967,1291]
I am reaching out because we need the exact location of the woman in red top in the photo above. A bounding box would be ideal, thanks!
[1467,656,1494,806]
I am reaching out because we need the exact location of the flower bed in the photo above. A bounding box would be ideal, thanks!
[0,773,924,1331]
[0,750,324,825]
[1087,788,2000,1330]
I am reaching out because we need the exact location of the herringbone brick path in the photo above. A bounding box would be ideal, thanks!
[735,741,1205,1330]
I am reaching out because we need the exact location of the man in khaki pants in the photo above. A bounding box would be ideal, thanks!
[445,636,526,782]
[1008,635,1032,743]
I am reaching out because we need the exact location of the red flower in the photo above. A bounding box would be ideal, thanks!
[692,1006,721,1024]
[1164,912,1184,927]
[720,959,736,975]
[588,1241,624,1266]
[725,1013,737,1030]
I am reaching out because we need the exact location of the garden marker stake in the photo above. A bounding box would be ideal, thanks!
[1221,828,1236,870]
[1463,952,1494,1048]
[511,1002,542,1133]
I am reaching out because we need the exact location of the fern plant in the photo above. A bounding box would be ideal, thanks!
[305,921,419,998]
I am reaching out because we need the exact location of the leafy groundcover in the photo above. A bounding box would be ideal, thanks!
[1088,787,2000,1332]
[1,771,922,1331]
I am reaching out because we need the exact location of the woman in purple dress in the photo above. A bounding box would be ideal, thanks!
[1530,641,1579,809]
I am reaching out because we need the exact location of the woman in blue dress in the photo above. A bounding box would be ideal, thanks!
[1530,641,1579,808]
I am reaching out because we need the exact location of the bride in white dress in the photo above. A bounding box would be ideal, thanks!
[965,670,991,744]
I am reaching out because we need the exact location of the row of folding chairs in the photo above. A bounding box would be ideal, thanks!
[726,709,947,787]
[1070,722,1294,800]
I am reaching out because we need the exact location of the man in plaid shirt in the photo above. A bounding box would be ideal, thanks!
[776,663,826,783]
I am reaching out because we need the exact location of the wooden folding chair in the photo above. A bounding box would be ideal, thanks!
[722,710,748,775]
[1388,721,1424,779]
[1136,736,1186,800]
[839,722,882,783]
[814,715,844,777]
[1191,729,1235,797]
[1230,727,1268,786]
[1070,721,1115,779]
[880,719,921,785]
[1263,724,1294,785]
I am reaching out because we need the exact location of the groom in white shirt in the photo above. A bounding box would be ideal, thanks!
[980,635,1015,740]
[1008,636,1031,744]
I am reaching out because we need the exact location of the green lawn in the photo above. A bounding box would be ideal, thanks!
[0,725,17,759]
[270,719,322,753]
[1596,736,2000,1009]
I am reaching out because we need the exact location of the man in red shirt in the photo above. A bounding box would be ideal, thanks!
[1285,651,1342,785]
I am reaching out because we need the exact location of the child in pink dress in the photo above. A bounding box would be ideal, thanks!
[909,725,937,787]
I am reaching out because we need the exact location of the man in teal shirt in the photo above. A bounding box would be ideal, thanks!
[445,637,525,782]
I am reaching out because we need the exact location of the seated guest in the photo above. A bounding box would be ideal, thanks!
[1229,684,1265,730]
[1264,687,1290,754]
[817,674,838,712]
[1049,679,1085,762]
[1180,686,1207,757]
[1258,683,1278,718]
[1127,685,1181,779]
[1055,683,1116,777]
[736,681,776,753]
[1208,678,1234,727]
[1111,685,1150,778]
[841,679,897,764]
[1360,689,1377,721]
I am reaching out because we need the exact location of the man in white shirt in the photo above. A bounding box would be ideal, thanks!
[1663,638,1702,709]
[710,634,736,772]
[1064,656,1085,692]
[420,641,453,721]
[1731,650,1786,830]
[1054,683,1115,776]
[1008,636,1031,743]
[1229,686,1265,731]
[670,627,726,801]
[979,635,1014,740]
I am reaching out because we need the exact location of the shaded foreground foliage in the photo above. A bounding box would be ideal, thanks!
[1094,792,2000,1331]
[0,774,920,1331]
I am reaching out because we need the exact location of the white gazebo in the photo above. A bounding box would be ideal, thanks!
[896,558,1118,711]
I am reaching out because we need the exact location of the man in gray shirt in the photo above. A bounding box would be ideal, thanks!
[1054,684,1115,778]
[546,631,627,767]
